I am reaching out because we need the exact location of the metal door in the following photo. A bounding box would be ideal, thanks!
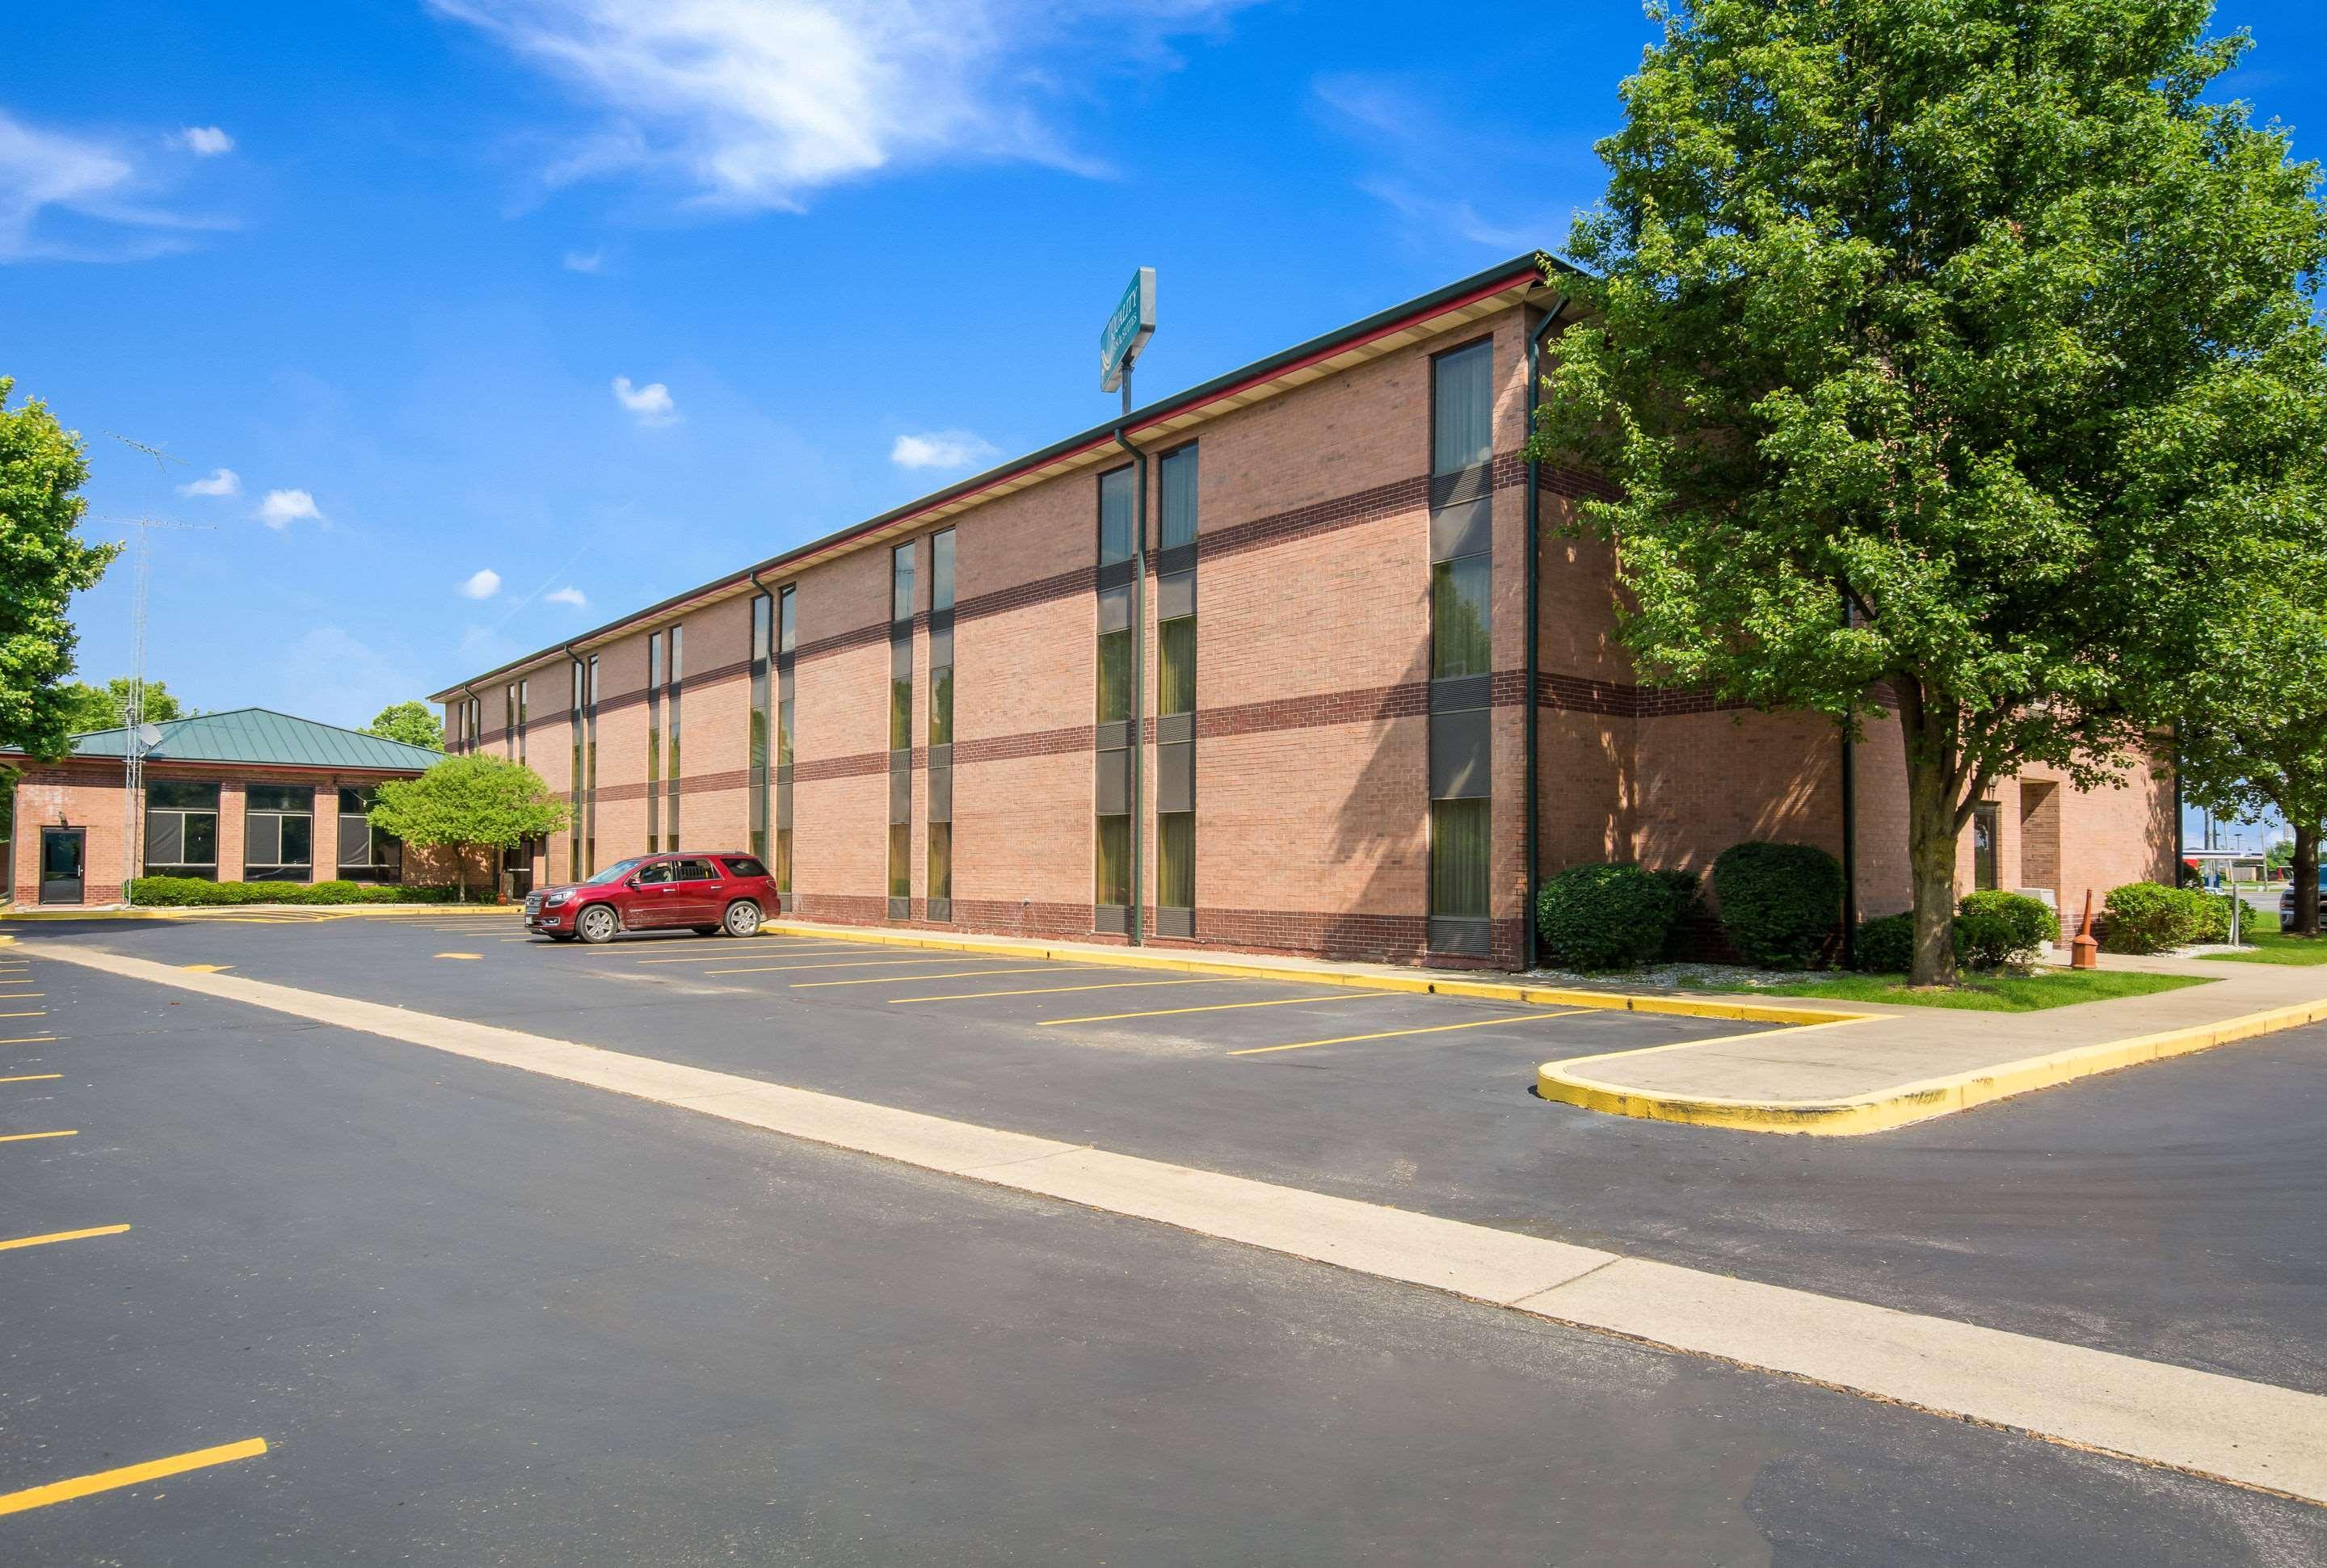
[39,827,85,905]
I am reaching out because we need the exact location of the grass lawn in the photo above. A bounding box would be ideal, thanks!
[2202,930,2327,965]
[1681,969,2214,1012]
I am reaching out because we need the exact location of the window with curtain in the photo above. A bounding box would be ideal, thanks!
[1159,445,1197,549]
[647,633,663,854]
[1430,797,1490,920]
[888,823,910,900]
[1159,811,1193,911]
[1430,554,1493,679]
[892,542,915,623]
[1096,613,1133,723]
[928,821,951,903]
[665,627,682,847]
[1432,338,1494,477]
[749,597,770,860]
[931,528,955,612]
[1094,814,1131,907]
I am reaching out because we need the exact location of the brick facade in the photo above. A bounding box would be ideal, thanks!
[436,263,2174,967]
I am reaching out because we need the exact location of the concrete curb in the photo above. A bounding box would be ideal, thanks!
[761,920,1864,1028]
[1538,996,2327,1135]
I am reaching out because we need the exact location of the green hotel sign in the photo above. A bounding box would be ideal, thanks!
[1100,266,1156,394]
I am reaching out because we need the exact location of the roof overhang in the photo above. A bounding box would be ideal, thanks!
[432,252,1572,700]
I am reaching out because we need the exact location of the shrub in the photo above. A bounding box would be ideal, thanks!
[1853,912,1914,973]
[1955,890,2060,970]
[1711,841,1845,969]
[2099,881,2210,954]
[1647,868,1703,959]
[1536,864,1693,970]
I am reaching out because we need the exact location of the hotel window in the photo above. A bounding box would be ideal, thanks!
[1427,338,1495,954]
[928,528,955,921]
[569,658,585,876]
[144,780,219,881]
[1094,465,1136,926]
[468,696,482,754]
[585,654,600,875]
[515,679,528,764]
[665,626,683,847]
[245,784,314,882]
[336,786,402,882]
[888,544,914,919]
[647,633,664,853]
[750,595,771,861]
[1155,443,1197,937]
[1973,801,2001,892]
[503,684,516,758]
[776,586,797,903]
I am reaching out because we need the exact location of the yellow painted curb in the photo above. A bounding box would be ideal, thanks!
[1538,995,2327,1135]
[762,921,1864,1028]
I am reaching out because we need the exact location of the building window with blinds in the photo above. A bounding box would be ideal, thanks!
[888,544,913,919]
[1426,337,1495,955]
[1155,443,1197,937]
[1094,465,1136,926]
[144,780,219,881]
[245,784,314,883]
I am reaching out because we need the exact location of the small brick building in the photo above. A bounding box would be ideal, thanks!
[2,709,442,906]
[431,257,2175,968]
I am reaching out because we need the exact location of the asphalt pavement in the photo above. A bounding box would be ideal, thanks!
[3,952,2321,1564]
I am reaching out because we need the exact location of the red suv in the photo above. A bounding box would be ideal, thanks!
[525,852,776,944]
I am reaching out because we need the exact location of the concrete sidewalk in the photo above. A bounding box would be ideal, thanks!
[1538,953,2327,1134]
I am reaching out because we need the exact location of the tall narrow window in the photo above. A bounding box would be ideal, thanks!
[586,654,600,876]
[646,633,663,854]
[888,544,914,919]
[1427,338,1496,954]
[515,679,527,765]
[927,528,955,920]
[569,658,584,877]
[469,696,482,753]
[665,626,682,848]
[503,684,516,758]
[1094,465,1137,930]
[750,596,772,861]
[776,586,797,904]
[1155,443,1197,936]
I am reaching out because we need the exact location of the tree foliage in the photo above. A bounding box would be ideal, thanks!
[0,379,120,760]
[368,755,566,898]
[2178,578,2327,935]
[59,677,186,735]
[1530,0,2327,982]
[363,700,444,751]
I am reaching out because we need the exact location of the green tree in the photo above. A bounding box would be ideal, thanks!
[1530,0,2327,983]
[2178,588,2327,936]
[363,700,444,751]
[2266,840,2295,873]
[59,678,186,735]
[0,380,120,759]
[368,755,566,901]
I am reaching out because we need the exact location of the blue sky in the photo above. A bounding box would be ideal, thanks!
[2,1,2322,851]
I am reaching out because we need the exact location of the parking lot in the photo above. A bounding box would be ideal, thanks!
[6,908,2324,1406]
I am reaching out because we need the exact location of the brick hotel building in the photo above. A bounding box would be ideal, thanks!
[431,257,2174,969]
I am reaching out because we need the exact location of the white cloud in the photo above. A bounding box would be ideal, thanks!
[562,246,604,272]
[256,487,323,528]
[611,374,678,426]
[891,429,1000,472]
[424,0,1263,211]
[1311,73,1568,251]
[176,126,235,157]
[178,466,241,498]
[0,111,234,263]
[545,585,588,607]
[459,568,504,599]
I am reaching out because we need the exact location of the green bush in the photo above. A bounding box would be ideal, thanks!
[2099,881,2211,953]
[1647,868,1703,959]
[1955,890,2060,970]
[1536,864,1694,970]
[127,877,467,907]
[1853,912,1915,973]
[1712,841,1845,969]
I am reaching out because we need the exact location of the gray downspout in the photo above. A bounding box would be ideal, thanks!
[1114,426,1148,945]
[1523,301,1564,973]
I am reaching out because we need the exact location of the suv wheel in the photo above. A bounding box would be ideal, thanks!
[575,904,620,944]
[722,899,763,938]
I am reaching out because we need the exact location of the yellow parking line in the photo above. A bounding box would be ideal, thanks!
[792,965,1090,990]
[0,1436,267,1516]
[0,1010,45,1017]
[0,1129,74,1143]
[1039,993,1374,1027]
[0,1035,59,1044]
[0,1223,127,1251]
[1230,1008,1597,1056]
[638,945,877,964]
[435,952,482,961]
[705,957,1010,976]
[0,1072,61,1083]
[891,978,1229,1003]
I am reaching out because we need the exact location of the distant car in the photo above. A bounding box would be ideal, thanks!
[525,851,774,944]
[2279,872,2327,926]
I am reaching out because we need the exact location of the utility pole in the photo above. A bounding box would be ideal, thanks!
[106,434,211,908]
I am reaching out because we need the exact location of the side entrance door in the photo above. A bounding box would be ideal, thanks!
[39,827,85,906]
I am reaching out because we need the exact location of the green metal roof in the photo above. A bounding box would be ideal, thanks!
[61,708,443,771]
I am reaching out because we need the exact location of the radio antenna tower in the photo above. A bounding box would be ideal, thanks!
[106,434,210,908]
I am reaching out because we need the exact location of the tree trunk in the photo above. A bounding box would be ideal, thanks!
[1896,680,1963,986]
[2295,823,2320,939]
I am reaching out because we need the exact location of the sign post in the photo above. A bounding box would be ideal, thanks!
[1100,266,1156,414]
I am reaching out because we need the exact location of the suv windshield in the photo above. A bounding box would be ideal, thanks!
[582,858,646,887]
